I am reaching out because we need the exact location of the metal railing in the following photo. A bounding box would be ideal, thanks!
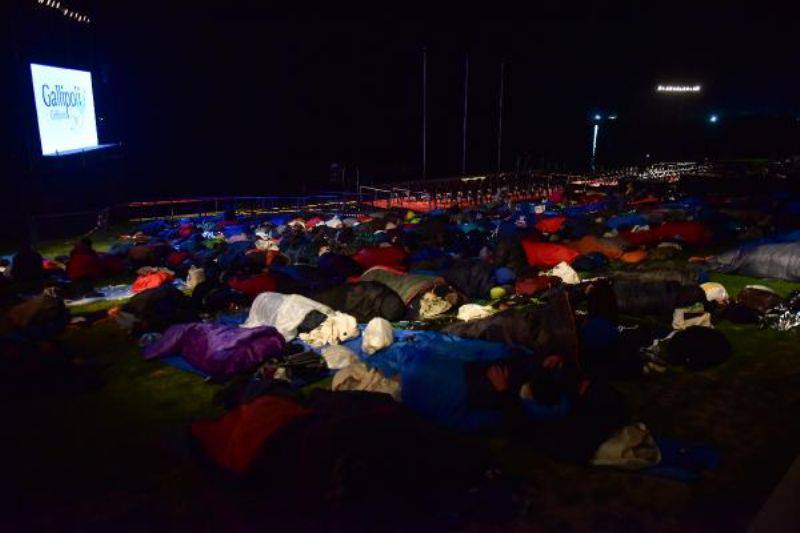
[22,163,710,247]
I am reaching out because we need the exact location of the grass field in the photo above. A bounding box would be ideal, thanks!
[1,237,800,530]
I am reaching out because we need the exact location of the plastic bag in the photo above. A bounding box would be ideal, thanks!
[457,304,495,322]
[322,345,360,370]
[299,311,359,348]
[362,317,394,355]
[545,261,580,285]
[186,266,206,291]
[592,423,662,469]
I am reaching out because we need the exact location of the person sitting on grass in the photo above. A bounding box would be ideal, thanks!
[9,241,44,284]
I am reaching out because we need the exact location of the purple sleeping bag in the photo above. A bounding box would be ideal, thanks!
[143,323,285,379]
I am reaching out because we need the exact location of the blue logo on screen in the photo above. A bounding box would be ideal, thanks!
[42,84,86,118]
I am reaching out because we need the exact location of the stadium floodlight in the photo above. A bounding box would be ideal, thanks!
[657,84,702,93]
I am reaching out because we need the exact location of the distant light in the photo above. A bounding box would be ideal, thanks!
[593,114,602,121]
[657,84,702,93]
[608,115,618,120]
[709,114,719,123]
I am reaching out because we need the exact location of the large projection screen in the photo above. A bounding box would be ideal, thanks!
[30,63,99,156]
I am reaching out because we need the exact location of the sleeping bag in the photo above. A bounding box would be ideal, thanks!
[143,322,285,380]
[567,235,625,260]
[521,241,580,268]
[66,243,103,282]
[122,284,198,333]
[621,221,712,247]
[352,245,408,271]
[132,269,175,293]
[191,395,313,475]
[360,266,441,305]
[708,242,800,281]
[444,259,496,299]
[227,273,278,299]
[535,216,566,234]
[443,290,579,359]
[313,281,406,323]
[243,292,333,341]
[342,330,519,431]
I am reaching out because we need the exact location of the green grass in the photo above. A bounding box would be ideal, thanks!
[708,272,800,298]
[1,224,134,258]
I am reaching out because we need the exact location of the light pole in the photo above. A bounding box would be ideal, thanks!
[591,122,600,173]
[590,113,616,173]
[461,54,469,175]
[497,62,505,173]
[421,47,428,179]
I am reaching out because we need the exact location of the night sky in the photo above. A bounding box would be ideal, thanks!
[11,1,800,204]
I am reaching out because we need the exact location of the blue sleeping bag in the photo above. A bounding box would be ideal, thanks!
[564,201,608,217]
[217,241,253,271]
[343,330,525,431]
[606,213,648,230]
[744,229,800,248]
[659,197,703,211]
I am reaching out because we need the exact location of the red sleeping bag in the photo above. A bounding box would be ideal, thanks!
[515,275,562,296]
[629,196,660,206]
[305,217,323,228]
[132,270,175,293]
[352,245,408,271]
[191,395,313,475]
[178,224,195,238]
[228,273,278,299]
[42,259,62,272]
[66,251,104,281]
[621,221,712,247]
[167,251,191,267]
[521,240,580,268]
[656,221,713,246]
[534,216,566,234]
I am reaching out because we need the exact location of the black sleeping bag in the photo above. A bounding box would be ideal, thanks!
[613,280,705,317]
[123,284,199,332]
[313,281,406,323]
[443,290,579,359]
[445,259,495,300]
[665,326,733,370]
